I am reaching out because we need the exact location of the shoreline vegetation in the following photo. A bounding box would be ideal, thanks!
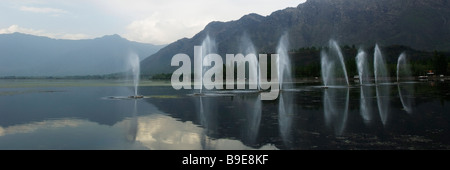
[1,45,448,81]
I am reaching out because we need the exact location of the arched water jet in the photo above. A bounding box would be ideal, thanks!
[374,44,389,85]
[277,33,292,90]
[321,39,349,87]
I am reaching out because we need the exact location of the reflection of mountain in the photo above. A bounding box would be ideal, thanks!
[0,86,154,127]
[144,91,272,148]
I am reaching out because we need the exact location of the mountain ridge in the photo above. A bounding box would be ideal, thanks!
[0,32,165,76]
[141,0,450,75]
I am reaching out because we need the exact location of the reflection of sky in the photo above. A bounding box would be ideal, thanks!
[0,119,83,136]
[0,114,278,150]
[134,114,277,150]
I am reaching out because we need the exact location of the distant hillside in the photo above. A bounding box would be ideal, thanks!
[0,33,165,76]
[141,0,450,75]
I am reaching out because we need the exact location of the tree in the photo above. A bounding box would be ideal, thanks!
[433,51,448,75]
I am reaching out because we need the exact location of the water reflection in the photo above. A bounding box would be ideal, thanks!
[125,100,138,142]
[376,84,390,126]
[323,87,349,135]
[133,114,277,150]
[242,94,262,146]
[0,119,84,136]
[279,91,295,147]
[196,96,219,149]
[360,85,374,125]
[1,80,449,149]
[398,83,414,114]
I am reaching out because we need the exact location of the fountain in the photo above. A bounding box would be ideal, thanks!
[374,44,389,85]
[356,49,370,85]
[128,53,143,99]
[239,33,260,90]
[373,45,390,125]
[397,53,412,83]
[397,53,413,114]
[194,35,217,95]
[276,32,295,147]
[277,32,292,90]
[321,39,349,87]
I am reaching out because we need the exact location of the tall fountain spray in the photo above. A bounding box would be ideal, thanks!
[277,33,292,90]
[357,49,374,123]
[239,34,259,90]
[373,44,390,125]
[128,53,141,98]
[321,51,334,87]
[199,35,217,94]
[397,53,411,83]
[374,44,389,84]
[356,49,370,85]
[321,39,349,87]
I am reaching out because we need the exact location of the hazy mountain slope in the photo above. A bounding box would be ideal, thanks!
[0,33,165,76]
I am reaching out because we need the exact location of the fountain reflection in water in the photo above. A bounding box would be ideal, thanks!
[397,53,414,114]
[276,33,296,146]
[241,94,262,146]
[356,49,374,124]
[323,87,349,135]
[374,45,390,125]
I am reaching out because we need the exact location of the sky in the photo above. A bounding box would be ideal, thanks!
[0,0,306,45]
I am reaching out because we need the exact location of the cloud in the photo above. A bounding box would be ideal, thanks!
[3,0,306,44]
[123,13,208,45]
[19,6,68,15]
[96,0,306,44]
[0,25,90,40]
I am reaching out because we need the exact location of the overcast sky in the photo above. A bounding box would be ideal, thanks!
[0,0,306,45]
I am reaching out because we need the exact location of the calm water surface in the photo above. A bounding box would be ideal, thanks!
[0,79,449,149]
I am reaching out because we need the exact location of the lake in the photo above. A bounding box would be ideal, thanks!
[0,79,449,149]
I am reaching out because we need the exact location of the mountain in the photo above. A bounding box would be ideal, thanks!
[0,33,165,76]
[141,0,450,75]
